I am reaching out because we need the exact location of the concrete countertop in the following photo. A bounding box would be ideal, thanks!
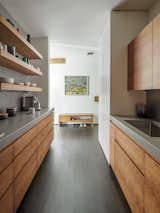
[111,115,160,162]
[0,108,54,151]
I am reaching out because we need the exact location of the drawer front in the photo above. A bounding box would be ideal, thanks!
[37,131,53,169]
[0,185,14,213]
[0,163,14,198]
[14,137,39,178]
[115,143,144,213]
[14,114,53,156]
[0,144,14,174]
[36,122,53,147]
[144,154,160,213]
[14,153,37,211]
[116,127,145,174]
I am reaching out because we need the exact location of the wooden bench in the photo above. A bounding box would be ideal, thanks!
[59,114,94,127]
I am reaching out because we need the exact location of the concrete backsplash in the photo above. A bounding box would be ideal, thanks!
[147,90,160,120]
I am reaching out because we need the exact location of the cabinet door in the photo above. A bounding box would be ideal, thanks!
[109,123,115,171]
[115,143,144,213]
[144,154,160,213]
[128,22,153,90]
[153,15,160,88]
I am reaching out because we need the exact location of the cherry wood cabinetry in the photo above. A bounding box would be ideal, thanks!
[0,113,54,213]
[110,122,160,213]
[128,22,153,90]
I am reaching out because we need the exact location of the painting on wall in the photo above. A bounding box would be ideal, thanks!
[65,76,89,96]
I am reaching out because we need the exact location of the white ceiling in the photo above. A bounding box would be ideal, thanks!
[114,0,157,11]
[0,0,123,47]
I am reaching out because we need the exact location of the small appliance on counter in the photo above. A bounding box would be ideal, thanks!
[21,96,41,111]
[136,103,148,118]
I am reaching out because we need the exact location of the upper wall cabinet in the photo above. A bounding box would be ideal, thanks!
[128,22,153,90]
[153,15,160,89]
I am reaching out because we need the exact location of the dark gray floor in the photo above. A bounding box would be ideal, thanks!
[17,126,131,213]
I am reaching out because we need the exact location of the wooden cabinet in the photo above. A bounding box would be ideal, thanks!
[14,153,37,210]
[115,143,144,213]
[0,113,54,213]
[0,144,14,174]
[116,127,145,174]
[111,122,160,213]
[153,14,160,88]
[0,185,14,213]
[128,22,153,90]
[144,154,160,213]
[109,123,116,170]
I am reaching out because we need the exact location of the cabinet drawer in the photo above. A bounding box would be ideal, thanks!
[0,163,14,198]
[0,144,14,174]
[14,114,53,156]
[14,137,39,178]
[14,153,37,211]
[116,127,145,174]
[37,131,53,169]
[144,154,160,213]
[35,122,53,147]
[115,143,144,213]
[0,185,14,213]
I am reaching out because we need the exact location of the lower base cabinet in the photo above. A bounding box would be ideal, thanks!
[0,185,14,213]
[115,143,144,213]
[15,153,37,210]
[144,154,160,213]
[0,113,54,213]
[110,122,160,213]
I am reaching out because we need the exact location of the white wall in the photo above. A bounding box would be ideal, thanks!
[111,11,148,116]
[98,11,111,161]
[49,43,99,124]
[149,0,160,20]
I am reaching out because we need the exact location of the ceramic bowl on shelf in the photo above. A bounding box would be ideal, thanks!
[31,83,37,87]
[24,82,31,86]
[0,77,14,84]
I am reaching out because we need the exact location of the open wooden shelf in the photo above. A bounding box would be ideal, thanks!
[0,82,43,92]
[0,16,43,59]
[0,49,43,76]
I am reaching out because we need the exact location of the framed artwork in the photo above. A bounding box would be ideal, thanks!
[65,76,89,96]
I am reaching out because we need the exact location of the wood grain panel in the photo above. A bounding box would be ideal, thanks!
[0,49,43,76]
[0,144,14,174]
[115,143,144,213]
[153,14,160,89]
[116,127,145,174]
[14,153,37,211]
[0,163,14,198]
[128,22,153,90]
[109,123,116,171]
[0,16,42,59]
[14,114,53,156]
[144,154,160,213]
[14,138,38,178]
[0,185,14,213]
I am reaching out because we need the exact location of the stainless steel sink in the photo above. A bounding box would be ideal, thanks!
[124,119,160,137]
